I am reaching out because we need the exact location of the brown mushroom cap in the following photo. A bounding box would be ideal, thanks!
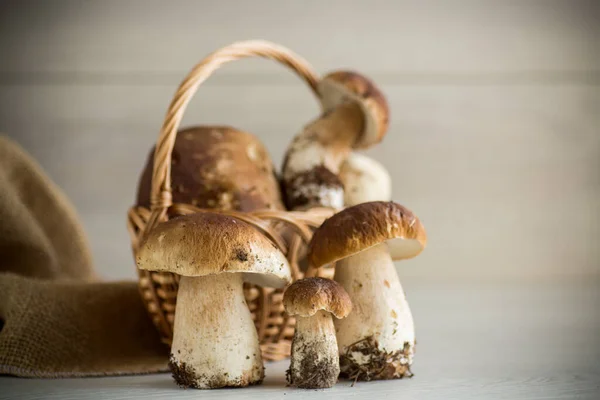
[136,212,291,288]
[283,277,352,319]
[317,71,389,149]
[136,125,283,211]
[308,201,427,269]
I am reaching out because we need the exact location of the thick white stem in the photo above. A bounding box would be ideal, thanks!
[170,274,263,389]
[289,311,340,388]
[339,153,392,206]
[334,243,415,363]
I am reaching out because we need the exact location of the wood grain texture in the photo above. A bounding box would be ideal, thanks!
[1,281,599,399]
[0,0,598,77]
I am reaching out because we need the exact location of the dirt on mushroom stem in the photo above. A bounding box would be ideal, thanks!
[339,337,414,382]
[169,273,264,389]
[169,358,265,389]
[286,311,340,389]
[332,243,416,378]
[287,338,339,389]
[283,166,344,210]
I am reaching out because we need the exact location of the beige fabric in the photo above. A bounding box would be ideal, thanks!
[0,135,168,377]
[0,136,94,281]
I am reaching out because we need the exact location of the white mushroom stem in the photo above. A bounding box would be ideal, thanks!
[339,153,392,206]
[282,102,364,210]
[334,243,415,365]
[289,310,340,388]
[170,273,264,389]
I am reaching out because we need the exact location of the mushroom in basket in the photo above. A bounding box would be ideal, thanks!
[136,125,284,212]
[283,277,351,388]
[339,152,391,206]
[281,71,389,210]
[308,201,427,381]
[136,212,291,389]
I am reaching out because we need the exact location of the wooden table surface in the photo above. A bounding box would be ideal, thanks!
[2,279,598,399]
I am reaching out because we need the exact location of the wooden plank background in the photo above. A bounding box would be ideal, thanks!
[0,0,598,280]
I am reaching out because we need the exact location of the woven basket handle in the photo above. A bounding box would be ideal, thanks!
[144,40,321,232]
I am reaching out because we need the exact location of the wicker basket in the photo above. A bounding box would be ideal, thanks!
[127,40,333,361]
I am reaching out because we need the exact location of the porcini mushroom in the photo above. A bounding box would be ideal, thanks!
[136,125,284,211]
[136,212,291,389]
[282,71,389,210]
[283,277,352,388]
[134,125,290,358]
[307,201,427,381]
[339,152,391,206]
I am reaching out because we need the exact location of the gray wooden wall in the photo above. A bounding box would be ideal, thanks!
[1,0,598,281]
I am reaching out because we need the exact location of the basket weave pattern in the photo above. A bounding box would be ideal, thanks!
[127,41,332,361]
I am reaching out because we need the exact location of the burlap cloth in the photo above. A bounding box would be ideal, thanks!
[0,135,168,377]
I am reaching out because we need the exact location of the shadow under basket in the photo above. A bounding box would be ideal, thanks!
[126,40,334,361]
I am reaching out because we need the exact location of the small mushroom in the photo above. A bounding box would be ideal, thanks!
[136,212,291,389]
[339,152,391,206]
[282,71,389,210]
[307,201,427,381]
[283,277,352,389]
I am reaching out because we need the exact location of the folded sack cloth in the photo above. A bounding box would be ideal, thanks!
[0,135,168,377]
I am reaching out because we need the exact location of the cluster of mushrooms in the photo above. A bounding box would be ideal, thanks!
[135,70,427,389]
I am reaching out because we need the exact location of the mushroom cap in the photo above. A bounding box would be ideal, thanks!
[339,153,392,205]
[136,212,291,288]
[283,277,352,319]
[308,201,427,268]
[317,71,389,149]
[136,125,283,211]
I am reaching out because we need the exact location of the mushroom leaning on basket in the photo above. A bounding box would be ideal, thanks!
[281,71,389,210]
[136,212,292,389]
[283,277,352,389]
[307,201,427,381]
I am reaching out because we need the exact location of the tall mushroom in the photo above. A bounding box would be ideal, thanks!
[283,277,352,389]
[281,71,389,210]
[136,212,291,389]
[339,152,391,206]
[307,201,427,381]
